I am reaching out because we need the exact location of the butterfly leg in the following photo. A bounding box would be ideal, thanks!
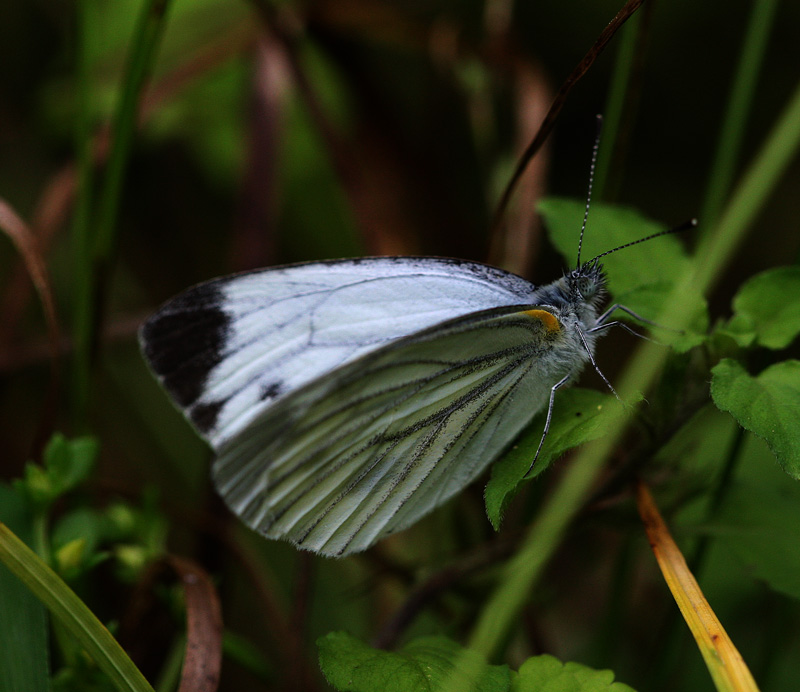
[577,327,620,401]
[595,303,682,333]
[595,303,649,326]
[588,319,654,342]
[524,373,571,478]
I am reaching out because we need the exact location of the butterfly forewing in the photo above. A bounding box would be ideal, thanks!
[140,258,542,450]
[212,306,560,556]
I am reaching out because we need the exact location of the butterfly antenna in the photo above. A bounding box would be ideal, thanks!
[587,218,697,267]
[576,114,603,270]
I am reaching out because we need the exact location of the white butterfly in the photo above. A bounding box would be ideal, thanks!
[139,243,675,556]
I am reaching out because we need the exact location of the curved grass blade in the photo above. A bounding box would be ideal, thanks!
[635,481,760,692]
[0,522,154,692]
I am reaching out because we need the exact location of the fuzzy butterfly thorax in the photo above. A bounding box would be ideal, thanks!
[526,262,608,337]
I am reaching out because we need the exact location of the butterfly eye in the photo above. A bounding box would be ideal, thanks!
[578,276,596,298]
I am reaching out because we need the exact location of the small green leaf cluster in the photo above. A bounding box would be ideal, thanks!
[1,435,168,692]
[12,433,167,581]
[16,434,98,513]
[319,632,635,692]
[709,264,800,478]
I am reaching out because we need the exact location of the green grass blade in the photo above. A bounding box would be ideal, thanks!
[0,487,49,692]
[0,522,155,692]
[699,0,780,235]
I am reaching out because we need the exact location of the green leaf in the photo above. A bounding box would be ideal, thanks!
[318,632,511,692]
[712,479,800,601]
[723,266,800,349]
[43,434,98,495]
[19,464,57,508]
[0,485,49,692]
[317,634,636,692]
[18,434,99,509]
[52,508,114,579]
[539,199,687,290]
[485,389,628,530]
[710,358,800,478]
[538,199,708,348]
[52,507,114,556]
[512,654,635,692]
[612,283,707,352]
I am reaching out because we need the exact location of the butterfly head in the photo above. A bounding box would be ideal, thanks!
[561,261,607,316]
[569,261,606,301]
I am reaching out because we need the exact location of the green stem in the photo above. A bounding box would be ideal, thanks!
[153,635,185,692]
[699,0,780,236]
[31,511,50,566]
[694,424,746,566]
[594,11,639,201]
[71,0,96,427]
[468,427,625,658]
[222,631,274,682]
[93,0,170,265]
[695,75,800,294]
[590,537,636,666]
[72,0,172,423]
[0,523,154,692]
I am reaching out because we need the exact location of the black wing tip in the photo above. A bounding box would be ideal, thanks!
[140,281,231,409]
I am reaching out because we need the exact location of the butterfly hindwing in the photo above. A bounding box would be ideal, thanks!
[211,305,564,556]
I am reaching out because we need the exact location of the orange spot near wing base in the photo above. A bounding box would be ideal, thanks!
[523,309,561,333]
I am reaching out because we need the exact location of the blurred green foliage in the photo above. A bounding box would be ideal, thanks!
[1,0,800,690]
